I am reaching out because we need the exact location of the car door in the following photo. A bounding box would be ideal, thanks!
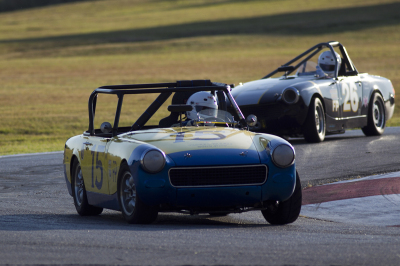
[338,76,363,126]
[314,78,342,131]
[80,135,110,195]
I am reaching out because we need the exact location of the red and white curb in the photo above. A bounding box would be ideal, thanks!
[301,172,400,227]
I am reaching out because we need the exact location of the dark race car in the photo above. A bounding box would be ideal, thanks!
[230,41,395,142]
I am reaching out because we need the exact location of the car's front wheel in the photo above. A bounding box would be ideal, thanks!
[71,159,103,216]
[117,163,158,224]
[261,171,302,225]
[302,97,326,143]
[362,93,386,136]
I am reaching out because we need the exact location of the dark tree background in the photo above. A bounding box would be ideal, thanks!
[0,0,94,12]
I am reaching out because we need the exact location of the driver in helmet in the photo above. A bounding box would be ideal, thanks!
[172,91,218,127]
[186,91,218,121]
[317,50,342,78]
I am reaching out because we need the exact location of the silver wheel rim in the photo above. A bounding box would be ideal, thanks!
[74,165,84,207]
[373,99,384,129]
[315,103,324,135]
[120,171,136,216]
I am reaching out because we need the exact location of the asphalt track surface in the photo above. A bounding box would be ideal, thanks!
[302,171,400,227]
[0,127,399,265]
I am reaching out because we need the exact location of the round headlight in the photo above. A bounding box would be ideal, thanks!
[271,144,295,168]
[282,87,300,104]
[140,149,166,173]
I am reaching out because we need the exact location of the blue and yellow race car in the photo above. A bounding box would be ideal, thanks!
[63,80,301,224]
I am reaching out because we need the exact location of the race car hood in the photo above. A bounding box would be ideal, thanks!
[122,127,261,166]
[231,77,310,105]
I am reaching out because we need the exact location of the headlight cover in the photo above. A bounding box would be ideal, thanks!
[140,149,166,173]
[282,87,300,104]
[271,144,295,168]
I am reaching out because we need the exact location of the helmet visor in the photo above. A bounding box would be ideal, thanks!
[197,106,218,118]
[320,64,335,72]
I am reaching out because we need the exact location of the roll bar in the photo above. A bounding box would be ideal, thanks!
[87,80,247,136]
[262,41,358,80]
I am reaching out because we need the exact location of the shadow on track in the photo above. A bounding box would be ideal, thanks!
[0,212,285,232]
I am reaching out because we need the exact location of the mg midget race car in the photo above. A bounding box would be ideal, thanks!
[230,41,395,142]
[63,80,301,224]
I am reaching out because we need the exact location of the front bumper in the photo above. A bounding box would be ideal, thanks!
[136,164,296,212]
[231,102,307,135]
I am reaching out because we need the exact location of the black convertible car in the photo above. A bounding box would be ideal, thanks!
[230,41,395,142]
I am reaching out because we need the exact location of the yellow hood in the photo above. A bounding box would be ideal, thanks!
[121,127,257,154]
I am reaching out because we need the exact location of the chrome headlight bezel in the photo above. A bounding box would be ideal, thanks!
[282,87,300,104]
[271,144,295,168]
[140,149,166,174]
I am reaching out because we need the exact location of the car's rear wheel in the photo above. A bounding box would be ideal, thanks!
[117,163,158,224]
[71,159,103,216]
[303,97,326,143]
[362,93,385,136]
[261,171,302,225]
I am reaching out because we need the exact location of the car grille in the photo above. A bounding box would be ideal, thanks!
[169,165,267,187]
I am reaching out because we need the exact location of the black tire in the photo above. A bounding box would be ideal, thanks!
[117,163,158,224]
[362,93,386,136]
[261,171,302,225]
[71,159,103,216]
[302,97,326,143]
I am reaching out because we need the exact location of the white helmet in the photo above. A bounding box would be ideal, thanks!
[318,50,342,76]
[186,91,218,120]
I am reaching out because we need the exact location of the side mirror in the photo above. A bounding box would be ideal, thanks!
[246,114,257,127]
[168,104,192,112]
[100,122,112,134]
[277,65,295,72]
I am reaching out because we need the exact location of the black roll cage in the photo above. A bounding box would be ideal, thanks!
[86,80,247,136]
[262,41,358,80]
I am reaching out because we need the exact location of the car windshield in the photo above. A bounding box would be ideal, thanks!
[194,109,237,127]
[296,60,318,76]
